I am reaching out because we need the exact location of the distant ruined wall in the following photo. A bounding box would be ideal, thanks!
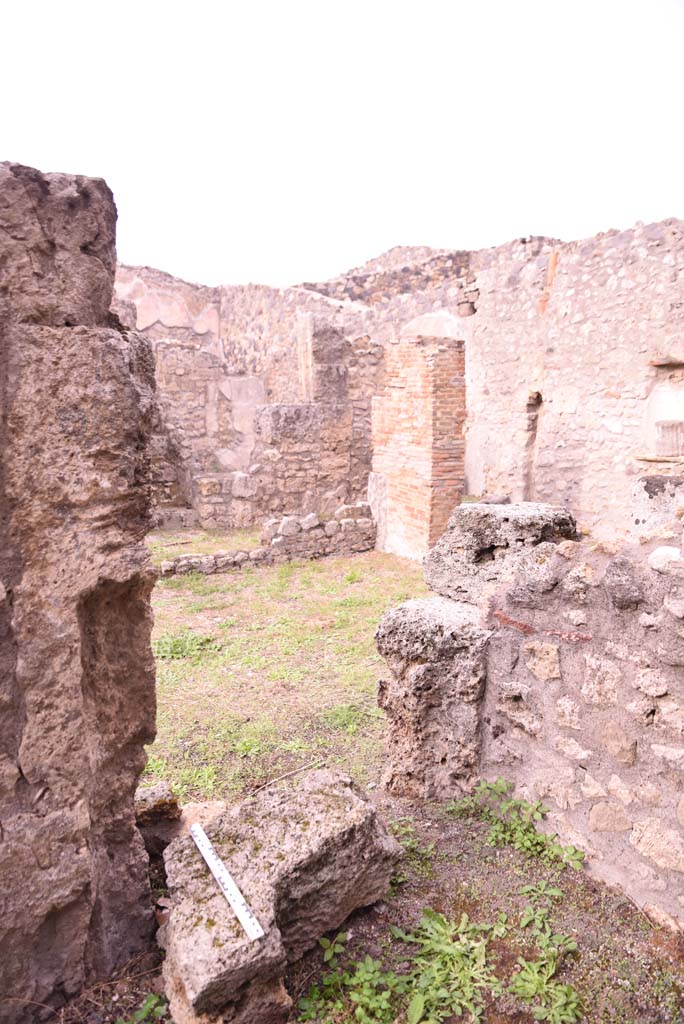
[463,222,684,536]
[0,163,157,1022]
[117,217,684,544]
[115,269,380,528]
[377,503,684,930]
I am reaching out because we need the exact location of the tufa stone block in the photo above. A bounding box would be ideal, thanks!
[376,596,490,798]
[424,502,576,604]
[161,771,401,1023]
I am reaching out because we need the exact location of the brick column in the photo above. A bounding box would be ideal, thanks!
[371,319,465,559]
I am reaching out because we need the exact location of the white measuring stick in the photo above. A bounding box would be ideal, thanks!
[189,823,265,942]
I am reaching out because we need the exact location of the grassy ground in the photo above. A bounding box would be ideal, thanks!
[57,540,684,1024]
[143,549,427,800]
[147,526,262,565]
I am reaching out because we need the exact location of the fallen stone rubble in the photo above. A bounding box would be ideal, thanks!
[159,770,402,1023]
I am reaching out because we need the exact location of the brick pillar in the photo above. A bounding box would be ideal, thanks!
[371,320,465,559]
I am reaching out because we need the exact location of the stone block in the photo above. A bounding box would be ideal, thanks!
[424,502,576,603]
[231,470,258,499]
[376,596,490,797]
[633,668,668,697]
[300,512,320,531]
[630,820,684,872]
[0,162,116,326]
[261,518,280,542]
[524,640,561,680]
[648,546,684,575]
[589,801,631,832]
[554,735,593,761]
[278,516,301,537]
[161,771,401,1023]
[603,723,637,765]
[581,654,620,705]
[324,519,340,536]
[334,502,371,520]
[603,556,645,609]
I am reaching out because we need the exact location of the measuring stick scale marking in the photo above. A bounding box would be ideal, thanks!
[189,822,265,942]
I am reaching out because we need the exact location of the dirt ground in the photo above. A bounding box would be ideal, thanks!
[55,537,684,1024]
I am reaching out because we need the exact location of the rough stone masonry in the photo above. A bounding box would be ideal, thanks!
[377,502,684,929]
[0,163,158,1022]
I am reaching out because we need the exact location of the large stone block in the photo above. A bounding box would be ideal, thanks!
[0,162,116,326]
[424,502,576,603]
[376,596,490,797]
[161,771,400,1023]
[0,166,157,1023]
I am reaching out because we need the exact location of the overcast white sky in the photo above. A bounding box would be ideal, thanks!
[3,0,683,287]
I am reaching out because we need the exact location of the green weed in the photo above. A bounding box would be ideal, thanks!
[322,703,365,735]
[446,778,585,870]
[152,628,219,661]
[115,993,167,1023]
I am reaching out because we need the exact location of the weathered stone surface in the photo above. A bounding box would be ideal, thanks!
[135,781,181,826]
[578,772,607,799]
[633,668,669,697]
[589,802,632,832]
[0,162,116,326]
[278,515,301,536]
[655,697,684,735]
[581,655,620,705]
[554,735,593,761]
[603,723,637,766]
[603,556,645,609]
[135,782,182,857]
[630,820,684,872]
[677,795,684,827]
[607,774,634,805]
[300,512,320,531]
[648,546,684,575]
[556,695,581,730]
[0,165,157,1021]
[161,771,401,1023]
[524,640,561,680]
[423,502,576,604]
[652,744,684,767]
[376,597,490,797]
[664,594,684,619]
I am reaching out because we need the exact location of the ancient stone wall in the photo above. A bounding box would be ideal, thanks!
[159,502,375,577]
[115,269,380,528]
[118,217,684,544]
[463,222,684,536]
[370,314,466,559]
[0,164,158,1021]
[377,502,684,929]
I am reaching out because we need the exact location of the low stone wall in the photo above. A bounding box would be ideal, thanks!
[159,503,375,577]
[377,502,684,930]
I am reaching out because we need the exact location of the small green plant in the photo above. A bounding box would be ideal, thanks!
[519,904,577,957]
[320,931,347,964]
[509,956,582,1023]
[322,703,364,735]
[446,778,585,870]
[152,628,219,661]
[390,818,436,875]
[343,955,406,1024]
[520,882,565,904]
[391,909,503,1022]
[114,992,168,1023]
